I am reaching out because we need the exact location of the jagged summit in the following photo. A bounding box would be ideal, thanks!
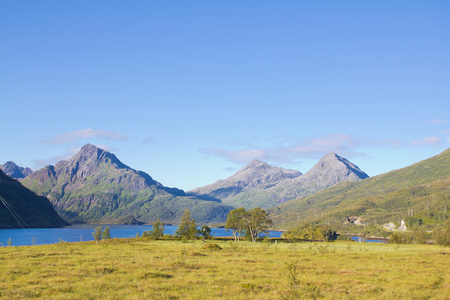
[244,159,267,168]
[75,144,127,169]
[0,161,32,179]
[302,152,369,182]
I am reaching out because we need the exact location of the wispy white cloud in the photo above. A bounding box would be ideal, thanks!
[201,133,437,165]
[42,128,128,144]
[143,137,155,144]
[411,136,442,147]
[385,139,404,147]
[32,144,118,168]
[201,134,370,165]
[32,148,80,167]
[287,134,365,159]
[430,119,449,125]
[200,148,271,164]
[95,144,118,152]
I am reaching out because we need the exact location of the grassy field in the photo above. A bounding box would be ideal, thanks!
[0,238,448,299]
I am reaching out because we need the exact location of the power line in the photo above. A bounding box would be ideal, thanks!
[0,195,30,230]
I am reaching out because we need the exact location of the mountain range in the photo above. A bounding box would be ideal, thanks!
[5,146,370,226]
[268,148,450,230]
[21,144,234,224]
[0,169,67,228]
[189,152,369,209]
[7,144,448,231]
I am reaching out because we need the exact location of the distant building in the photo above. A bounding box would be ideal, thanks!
[398,219,407,231]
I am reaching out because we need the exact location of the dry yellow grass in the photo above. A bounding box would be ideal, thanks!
[0,238,448,299]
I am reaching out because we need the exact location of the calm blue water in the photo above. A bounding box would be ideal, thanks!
[0,225,283,247]
[349,235,387,243]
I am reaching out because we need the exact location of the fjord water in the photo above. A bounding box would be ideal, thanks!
[0,225,283,247]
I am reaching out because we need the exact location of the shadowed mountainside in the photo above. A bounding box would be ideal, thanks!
[0,169,67,228]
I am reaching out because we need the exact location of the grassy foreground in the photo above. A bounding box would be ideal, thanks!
[0,238,448,299]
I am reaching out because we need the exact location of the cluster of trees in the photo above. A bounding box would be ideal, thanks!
[434,219,450,246]
[92,226,111,244]
[142,218,165,240]
[175,209,211,241]
[225,207,272,242]
[284,224,337,241]
[174,207,272,242]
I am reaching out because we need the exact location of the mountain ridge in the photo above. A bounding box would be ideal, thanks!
[190,152,369,209]
[22,144,233,224]
[188,159,302,201]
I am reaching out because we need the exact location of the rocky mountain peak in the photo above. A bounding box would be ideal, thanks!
[239,159,271,174]
[303,152,369,182]
[79,143,100,157]
[188,160,302,200]
[245,159,267,167]
[73,144,127,170]
[0,161,32,179]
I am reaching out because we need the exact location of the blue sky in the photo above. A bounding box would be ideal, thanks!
[1,1,449,191]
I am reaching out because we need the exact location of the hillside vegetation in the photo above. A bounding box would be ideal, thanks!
[269,148,450,231]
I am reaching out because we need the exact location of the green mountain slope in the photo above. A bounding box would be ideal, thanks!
[0,170,68,228]
[269,148,450,230]
[22,144,233,224]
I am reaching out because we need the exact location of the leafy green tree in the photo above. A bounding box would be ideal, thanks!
[151,218,165,240]
[92,226,103,244]
[199,225,212,240]
[102,226,111,239]
[435,219,450,246]
[389,232,405,244]
[414,228,428,244]
[245,207,272,242]
[176,209,197,240]
[225,207,248,242]
[286,225,338,241]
